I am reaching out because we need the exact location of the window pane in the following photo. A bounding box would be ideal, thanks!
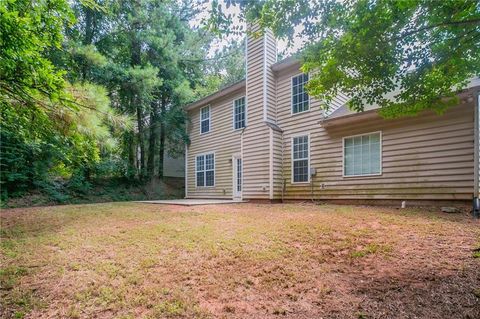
[201,119,209,133]
[292,74,309,114]
[237,158,242,192]
[293,159,309,182]
[343,133,381,176]
[196,155,204,171]
[361,144,370,174]
[196,172,204,186]
[234,97,246,129]
[205,170,214,186]
[292,135,309,182]
[201,106,209,120]
[370,143,381,173]
[205,154,214,170]
[370,133,380,143]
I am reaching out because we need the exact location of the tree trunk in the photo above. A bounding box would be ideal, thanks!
[136,103,146,178]
[130,1,144,178]
[158,97,166,178]
[81,6,95,81]
[83,7,94,45]
[126,131,136,178]
[147,102,157,177]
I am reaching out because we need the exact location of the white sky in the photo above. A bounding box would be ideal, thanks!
[191,0,307,58]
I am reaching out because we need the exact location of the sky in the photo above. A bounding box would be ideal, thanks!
[191,0,308,58]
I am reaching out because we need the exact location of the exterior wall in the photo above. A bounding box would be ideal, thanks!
[242,24,277,199]
[186,89,245,198]
[272,129,284,199]
[185,33,477,203]
[276,64,475,201]
[163,152,184,178]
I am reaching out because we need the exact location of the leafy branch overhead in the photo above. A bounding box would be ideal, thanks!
[208,0,480,118]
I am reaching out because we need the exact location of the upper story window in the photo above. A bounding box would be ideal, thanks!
[196,153,215,187]
[343,132,381,177]
[200,106,210,134]
[291,73,309,114]
[292,135,309,183]
[233,96,246,130]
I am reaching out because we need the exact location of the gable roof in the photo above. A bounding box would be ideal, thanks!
[185,57,301,111]
[324,77,480,124]
[185,79,246,111]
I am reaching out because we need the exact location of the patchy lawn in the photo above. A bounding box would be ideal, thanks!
[1,203,479,319]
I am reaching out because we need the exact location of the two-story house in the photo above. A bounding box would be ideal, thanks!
[184,25,480,207]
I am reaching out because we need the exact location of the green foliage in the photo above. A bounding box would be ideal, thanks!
[1,0,222,204]
[209,0,480,118]
[194,39,246,99]
[0,0,74,106]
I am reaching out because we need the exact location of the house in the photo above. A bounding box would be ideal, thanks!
[184,25,480,207]
[163,152,184,179]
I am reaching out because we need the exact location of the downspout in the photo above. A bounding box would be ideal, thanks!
[269,128,274,200]
[184,121,188,199]
[263,33,268,122]
[241,126,245,201]
[473,90,479,218]
[281,132,285,203]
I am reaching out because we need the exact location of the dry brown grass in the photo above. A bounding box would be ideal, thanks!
[1,202,479,318]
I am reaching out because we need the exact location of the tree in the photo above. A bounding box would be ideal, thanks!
[208,0,480,118]
[0,0,131,201]
[64,0,215,180]
[0,0,73,107]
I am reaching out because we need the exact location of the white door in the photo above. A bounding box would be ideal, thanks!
[233,156,242,199]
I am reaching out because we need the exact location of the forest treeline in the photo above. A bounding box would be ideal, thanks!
[0,0,244,205]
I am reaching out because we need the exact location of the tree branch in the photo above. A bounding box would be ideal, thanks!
[397,18,480,40]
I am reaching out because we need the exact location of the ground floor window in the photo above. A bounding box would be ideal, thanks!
[343,132,381,176]
[292,135,309,183]
[196,153,215,186]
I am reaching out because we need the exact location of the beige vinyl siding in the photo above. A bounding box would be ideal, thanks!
[265,28,277,122]
[276,66,474,201]
[272,129,284,198]
[186,89,245,198]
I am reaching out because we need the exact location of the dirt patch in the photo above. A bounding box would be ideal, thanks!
[1,203,479,318]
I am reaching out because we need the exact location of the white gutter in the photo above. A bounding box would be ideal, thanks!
[184,144,188,199]
[263,33,268,121]
[241,127,245,201]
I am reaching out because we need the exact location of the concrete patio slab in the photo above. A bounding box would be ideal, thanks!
[137,199,247,206]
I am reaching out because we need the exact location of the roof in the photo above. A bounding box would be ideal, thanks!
[271,56,300,72]
[324,77,480,124]
[185,57,301,111]
[265,121,283,132]
[185,79,246,111]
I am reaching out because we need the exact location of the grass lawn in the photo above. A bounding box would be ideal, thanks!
[1,203,479,319]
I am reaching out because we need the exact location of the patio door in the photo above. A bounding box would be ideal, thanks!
[233,155,242,200]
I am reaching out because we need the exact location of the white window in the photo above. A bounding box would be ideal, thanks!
[291,73,309,114]
[196,153,214,187]
[343,132,381,177]
[233,97,246,130]
[200,106,210,134]
[292,135,309,183]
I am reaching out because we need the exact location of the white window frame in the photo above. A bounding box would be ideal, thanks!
[232,96,247,130]
[342,131,382,178]
[291,133,311,184]
[195,152,215,187]
[199,105,211,134]
[291,73,310,115]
